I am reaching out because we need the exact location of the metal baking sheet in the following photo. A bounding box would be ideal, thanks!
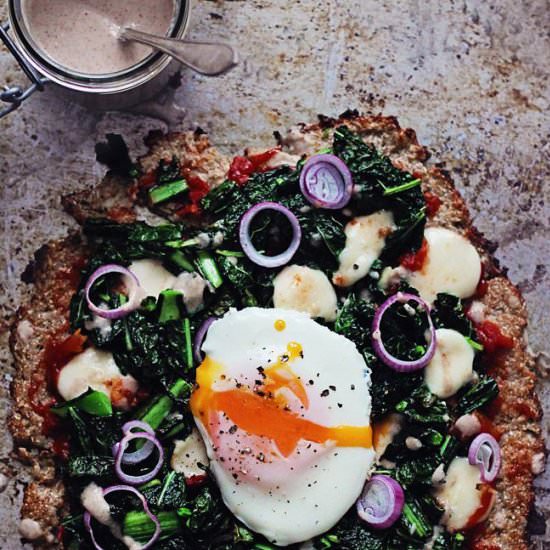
[0,0,548,547]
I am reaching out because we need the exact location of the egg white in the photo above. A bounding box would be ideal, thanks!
[192,307,375,546]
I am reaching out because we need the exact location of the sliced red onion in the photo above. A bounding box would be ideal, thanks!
[356,475,405,529]
[239,202,301,268]
[112,421,155,465]
[85,264,141,320]
[468,433,501,482]
[299,154,353,209]
[114,432,164,485]
[84,484,160,550]
[371,292,436,372]
[194,317,216,364]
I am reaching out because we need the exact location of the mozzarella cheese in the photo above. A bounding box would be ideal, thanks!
[191,308,375,546]
[424,329,474,398]
[128,259,176,298]
[333,211,395,287]
[172,271,209,313]
[435,457,495,532]
[407,227,481,303]
[127,259,207,313]
[273,265,338,321]
[171,428,210,478]
[57,347,138,409]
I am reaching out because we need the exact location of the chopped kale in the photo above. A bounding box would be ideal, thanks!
[455,375,499,415]
[62,127,499,550]
[332,125,426,262]
[67,455,115,478]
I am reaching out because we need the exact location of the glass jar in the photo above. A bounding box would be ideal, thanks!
[0,0,190,117]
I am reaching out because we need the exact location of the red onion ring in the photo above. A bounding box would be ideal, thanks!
[114,432,164,485]
[239,202,302,268]
[194,317,216,364]
[85,264,141,320]
[468,433,501,482]
[84,484,160,550]
[356,475,404,529]
[371,292,436,372]
[299,154,353,209]
[112,421,155,465]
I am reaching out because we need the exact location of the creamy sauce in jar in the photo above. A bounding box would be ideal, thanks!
[21,0,176,75]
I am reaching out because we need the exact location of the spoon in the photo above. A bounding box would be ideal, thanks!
[118,27,238,76]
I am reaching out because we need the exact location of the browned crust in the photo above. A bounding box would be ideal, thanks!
[9,235,89,547]
[9,112,543,549]
[138,128,230,187]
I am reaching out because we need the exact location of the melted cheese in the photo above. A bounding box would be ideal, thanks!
[273,265,338,321]
[57,347,138,409]
[171,428,210,477]
[407,227,481,303]
[127,259,176,298]
[424,329,474,398]
[128,259,208,312]
[18,519,43,541]
[435,457,494,532]
[333,211,395,287]
[172,272,208,313]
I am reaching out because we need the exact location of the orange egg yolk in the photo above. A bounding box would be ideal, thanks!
[190,342,372,458]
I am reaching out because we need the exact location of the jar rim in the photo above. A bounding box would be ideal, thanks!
[7,0,190,93]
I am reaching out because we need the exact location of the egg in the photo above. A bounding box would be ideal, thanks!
[190,307,375,546]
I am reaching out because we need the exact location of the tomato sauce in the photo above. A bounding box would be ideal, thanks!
[29,331,86,459]
[475,320,514,354]
[400,238,429,271]
[227,147,281,186]
[423,191,442,217]
[175,172,210,218]
[464,484,496,530]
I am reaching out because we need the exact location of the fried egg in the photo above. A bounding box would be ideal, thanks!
[190,307,375,546]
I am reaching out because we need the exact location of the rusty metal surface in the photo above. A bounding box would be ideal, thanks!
[0,0,548,548]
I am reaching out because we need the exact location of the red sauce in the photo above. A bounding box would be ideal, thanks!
[138,170,157,190]
[52,256,87,310]
[227,147,281,186]
[174,171,210,218]
[474,411,502,441]
[29,331,87,459]
[185,474,208,487]
[464,484,496,530]
[424,191,442,217]
[475,320,514,354]
[400,238,429,271]
[107,206,135,223]
[228,156,254,186]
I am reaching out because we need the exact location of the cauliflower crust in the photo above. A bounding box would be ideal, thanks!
[9,112,543,548]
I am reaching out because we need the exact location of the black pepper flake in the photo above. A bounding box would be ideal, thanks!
[309,379,314,385]
[337,403,343,408]
[229,425,238,434]
[329,385,336,391]
[236,382,242,388]
[232,473,238,480]
[351,384,355,390]
[281,354,289,362]
[321,389,330,397]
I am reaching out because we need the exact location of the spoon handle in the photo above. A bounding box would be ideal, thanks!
[120,28,238,76]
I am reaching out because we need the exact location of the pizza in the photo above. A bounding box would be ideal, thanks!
[9,112,544,550]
